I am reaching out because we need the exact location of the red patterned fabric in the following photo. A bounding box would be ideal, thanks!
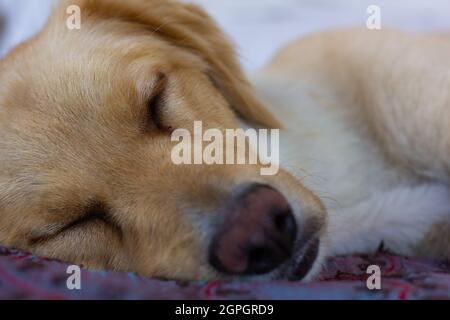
[0,246,449,300]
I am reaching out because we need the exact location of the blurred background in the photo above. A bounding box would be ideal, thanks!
[0,0,449,71]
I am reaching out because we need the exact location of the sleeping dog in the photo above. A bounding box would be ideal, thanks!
[0,0,448,281]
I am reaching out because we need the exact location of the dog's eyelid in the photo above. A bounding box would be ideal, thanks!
[63,201,110,230]
[205,71,221,91]
[205,71,234,108]
[145,72,173,133]
[29,201,112,245]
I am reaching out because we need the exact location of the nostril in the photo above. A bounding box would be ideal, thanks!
[274,209,297,237]
[245,244,290,276]
[247,246,272,273]
[274,212,287,232]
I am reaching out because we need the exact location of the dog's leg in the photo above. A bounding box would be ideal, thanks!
[326,183,450,259]
[264,28,450,182]
[261,28,450,258]
[338,29,450,182]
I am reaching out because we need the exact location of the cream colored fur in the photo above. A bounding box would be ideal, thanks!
[254,28,450,260]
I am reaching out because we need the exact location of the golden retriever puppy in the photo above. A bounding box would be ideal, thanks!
[0,0,448,281]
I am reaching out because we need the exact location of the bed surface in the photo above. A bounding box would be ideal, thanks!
[1,246,449,300]
[2,0,450,70]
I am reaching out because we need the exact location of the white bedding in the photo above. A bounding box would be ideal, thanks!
[0,0,449,71]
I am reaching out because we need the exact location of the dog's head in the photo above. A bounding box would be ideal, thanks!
[0,0,327,280]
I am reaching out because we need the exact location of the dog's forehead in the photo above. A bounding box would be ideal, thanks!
[1,33,195,116]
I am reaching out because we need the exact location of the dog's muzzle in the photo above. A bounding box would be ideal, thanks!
[208,183,319,278]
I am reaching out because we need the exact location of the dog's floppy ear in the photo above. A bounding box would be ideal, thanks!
[174,4,282,129]
[66,0,282,128]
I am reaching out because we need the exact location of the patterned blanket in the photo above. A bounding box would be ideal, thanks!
[0,246,449,300]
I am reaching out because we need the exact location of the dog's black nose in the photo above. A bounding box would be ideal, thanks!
[209,184,297,276]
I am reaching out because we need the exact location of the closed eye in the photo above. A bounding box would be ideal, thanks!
[205,71,222,92]
[58,202,110,234]
[29,201,113,246]
[145,72,173,133]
